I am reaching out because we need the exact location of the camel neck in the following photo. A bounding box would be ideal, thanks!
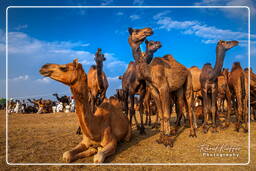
[70,73,95,138]
[96,63,104,89]
[211,46,226,81]
[128,37,142,63]
[145,49,154,64]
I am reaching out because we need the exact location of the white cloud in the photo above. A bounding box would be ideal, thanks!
[194,0,255,19]
[36,77,51,83]
[14,24,28,31]
[80,43,90,47]
[116,12,124,16]
[154,13,254,46]
[1,30,128,98]
[129,14,141,21]
[133,0,144,5]
[101,0,113,6]
[153,11,171,20]
[11,75,29,81]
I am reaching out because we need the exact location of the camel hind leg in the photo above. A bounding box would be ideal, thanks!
[184,72,197,137]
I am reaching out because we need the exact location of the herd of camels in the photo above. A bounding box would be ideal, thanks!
[39,27,255,163]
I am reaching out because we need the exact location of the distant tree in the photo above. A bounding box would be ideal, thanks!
[0,98,6,105]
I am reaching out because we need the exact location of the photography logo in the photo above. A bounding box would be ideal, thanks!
[198,144,241,158]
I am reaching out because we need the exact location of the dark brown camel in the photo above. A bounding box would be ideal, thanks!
[200,40,239,133]
[52,93,70,105]
[119,27,154,134]
[229,62,248,132]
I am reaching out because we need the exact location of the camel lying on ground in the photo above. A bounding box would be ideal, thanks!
[40,59,131,163]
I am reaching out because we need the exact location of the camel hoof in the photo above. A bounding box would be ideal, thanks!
[139,127,146,135]
[93,152,104,163]
[211,127,218,133]
[63,151,72,163]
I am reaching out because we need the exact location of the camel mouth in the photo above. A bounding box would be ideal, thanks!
[145,30,154,36]
[39,69,53,77]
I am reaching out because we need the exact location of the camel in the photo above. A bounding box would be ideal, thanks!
[128,27,153,63]
[88,48,109,110]
[39,59,131,163]
[229,62,248,132]
[52,93,70,106]
[216,68,232,128]
[244,67,256,120]
[76,48,109,135]
[28,98,53,114]
[120,31,160,134]
[200,40,239,133]
[188,66,202,126]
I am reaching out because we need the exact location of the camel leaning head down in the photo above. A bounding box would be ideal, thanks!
[40,59,131,163]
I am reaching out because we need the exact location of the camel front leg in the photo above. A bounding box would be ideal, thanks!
[201,88,210,133]
[223,87,232,129]
[211,85,218,133]
[94,128,117,163]
[63,142,87,163]
[149,86,162,130]
[138,91,146,134]
[159,88,173,147]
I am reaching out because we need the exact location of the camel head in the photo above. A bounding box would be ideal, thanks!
[217,40,239,51]
[128,27,153,43]
[231,62,242,72]
[95,48,106,65]
[40,59,84,86]
[145,39,162,53]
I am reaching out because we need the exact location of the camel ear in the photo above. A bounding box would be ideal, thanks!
[73,59,80,68]
[128,27,134,35]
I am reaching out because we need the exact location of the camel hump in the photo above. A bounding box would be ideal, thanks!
[163,54,174,60]
[151,57,171,69]
[91,65,96,69]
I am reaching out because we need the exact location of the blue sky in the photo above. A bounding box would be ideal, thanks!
[0,0,255,99]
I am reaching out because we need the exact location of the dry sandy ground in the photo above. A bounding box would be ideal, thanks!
[0,109,255,170]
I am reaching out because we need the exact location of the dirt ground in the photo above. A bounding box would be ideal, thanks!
[0,109,255,170]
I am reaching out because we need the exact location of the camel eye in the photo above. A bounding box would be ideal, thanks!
[59,67,68,72]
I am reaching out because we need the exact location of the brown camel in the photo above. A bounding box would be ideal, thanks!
[229,62,248,132]
[40,59,131,163]
[134,52,196,147]
[188,66,202,127]
[244,67,256,120]
[76,48,109,135]
[88,48,109,109]
[200,40,239,133]
[216,68,232,128]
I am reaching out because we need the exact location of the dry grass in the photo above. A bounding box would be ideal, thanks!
[0,110,255,170]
